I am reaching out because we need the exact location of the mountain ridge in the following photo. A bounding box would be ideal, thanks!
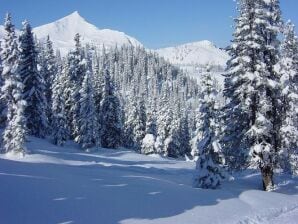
[0,11,229,70]
[155,40,229,68]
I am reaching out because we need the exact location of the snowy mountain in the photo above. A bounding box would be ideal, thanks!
[0,12,229,84]
[1,12,229,75]
[33,11,143,55]
[156,40,229,68]
[155,41,230,83]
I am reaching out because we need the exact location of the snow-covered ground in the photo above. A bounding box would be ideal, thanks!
[0,137,298,224]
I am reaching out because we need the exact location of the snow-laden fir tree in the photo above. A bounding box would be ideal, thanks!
[134,95,146,150]
[100,66,123,149]
[141,98,157,155]
[51,62,69,146]
[164,100,187,158]
[261,0,283,157]
[135,94,147,150]
[178,111,192,157]
[124,91,146,150]
[193,73,225,189]
[123,91,138,148]
[92,49,105,146]
[1,13,27,155]
[277,21,298,174]
[19,20,48,138]
[247,0,283,191]
[76,68,98,150]
[223,0,283,190]
[66,33,86,140]
[155,82,173,155]
[39,36,57,127]
[222,0,258,170]
[249,90,275,191]
[0,39,6,127]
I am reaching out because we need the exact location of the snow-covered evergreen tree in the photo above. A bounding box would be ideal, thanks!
[39,36,57,127]
[278,21,298,174]
[51,62,69,146]
[134,96,146,150]
[124,92,146,150]
[76,68,97,150]
[100,67,123,148]
[179,111,192,157]
[0,39,6,127]
[164,100,183,158]
[249,90,275,191]
[156,83,173,155]
[66,33,86,140]
[124,92,138,148]
[92,51,103,147]
[224,0,283,190]
[141,99,157,155]
[193,73,225,189]
[1,14,27,155]
[222,0,257,169]
[19,20,48,138]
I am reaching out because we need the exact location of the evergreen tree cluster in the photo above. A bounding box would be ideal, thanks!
[216,0,298,190]
[0,14,198,159]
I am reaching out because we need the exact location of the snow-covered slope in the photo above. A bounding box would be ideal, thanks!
[0,137,298,224]
[155,41,229,83]
[33,11,142,55]
[156,40,229,68]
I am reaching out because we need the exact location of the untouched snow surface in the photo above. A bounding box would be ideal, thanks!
[0,137,298,224]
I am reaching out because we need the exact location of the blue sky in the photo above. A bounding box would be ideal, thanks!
[0,0,298,49]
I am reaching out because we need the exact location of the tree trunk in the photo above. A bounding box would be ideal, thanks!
[261,165,274,191]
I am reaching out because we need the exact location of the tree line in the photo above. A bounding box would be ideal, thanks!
[0,14,198,159]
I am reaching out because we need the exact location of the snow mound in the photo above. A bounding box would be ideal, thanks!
[33,11,143,55]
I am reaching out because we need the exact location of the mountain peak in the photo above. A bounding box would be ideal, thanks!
[58,11,88,24]
[71,10,80,16]
[32,11,142,55]
[65,11,83,19]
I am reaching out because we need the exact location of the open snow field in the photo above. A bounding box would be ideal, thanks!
[1,137,298,224]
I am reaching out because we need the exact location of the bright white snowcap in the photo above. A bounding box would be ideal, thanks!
[33,11,143,55]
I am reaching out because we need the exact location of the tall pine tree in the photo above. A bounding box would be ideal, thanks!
[19,20,48,138]
[51,62,69,146]
[278,21,298,174]
[224,0,283,190]
[194,73,225,189]
[1,14,27,155]
[76,69,97,150]
[100,67,123,148]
